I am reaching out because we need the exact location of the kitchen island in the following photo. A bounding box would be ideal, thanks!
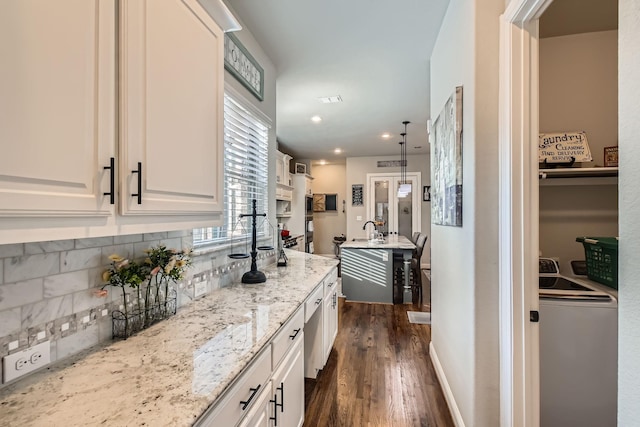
[340,235,416,304]
[0,251,338,427]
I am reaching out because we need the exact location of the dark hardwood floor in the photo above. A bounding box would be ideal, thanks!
[303,278,453,427]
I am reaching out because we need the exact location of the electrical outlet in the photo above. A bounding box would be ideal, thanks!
[3,341,51,383]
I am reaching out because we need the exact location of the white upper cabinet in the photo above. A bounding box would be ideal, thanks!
[0,0,235,244]
[276,151,293,201]
[120,0,223,215]
[0,0,116,218]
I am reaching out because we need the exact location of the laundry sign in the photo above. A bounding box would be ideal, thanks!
[538,131,592,163]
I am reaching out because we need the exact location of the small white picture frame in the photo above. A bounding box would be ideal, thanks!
[295,162,307,174]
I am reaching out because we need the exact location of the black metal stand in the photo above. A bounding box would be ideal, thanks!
[240,200,267,284]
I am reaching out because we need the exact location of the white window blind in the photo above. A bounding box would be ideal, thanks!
[193,93,270,246]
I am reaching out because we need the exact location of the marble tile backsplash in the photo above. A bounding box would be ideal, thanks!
[0,230,275,387]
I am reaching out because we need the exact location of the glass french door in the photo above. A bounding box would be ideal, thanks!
[366,173,421,238]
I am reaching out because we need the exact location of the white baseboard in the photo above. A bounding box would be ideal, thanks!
[429,342,466,427]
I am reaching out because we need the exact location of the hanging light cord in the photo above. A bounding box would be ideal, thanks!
[401,121,410,184]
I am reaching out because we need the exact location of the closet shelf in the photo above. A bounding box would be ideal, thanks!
[539,167,618,179]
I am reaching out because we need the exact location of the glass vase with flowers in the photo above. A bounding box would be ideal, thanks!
[100,254,146,338]
[144,244,192,319]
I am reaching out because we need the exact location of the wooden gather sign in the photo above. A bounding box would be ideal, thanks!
[224,33,264,101]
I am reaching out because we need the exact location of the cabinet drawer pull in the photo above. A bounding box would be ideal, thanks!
[315,298,322,305]
[103,157,115,205]
[131,162,142,205]
[239,384,261,410]
[289,328,301,340]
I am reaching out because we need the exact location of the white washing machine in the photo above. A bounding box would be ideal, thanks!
[539,258,618,427]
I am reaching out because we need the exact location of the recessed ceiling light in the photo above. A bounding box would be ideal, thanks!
[311,115,322,123]
[381,133,392,139]
[318,95,343,104]
[334,148,342,154]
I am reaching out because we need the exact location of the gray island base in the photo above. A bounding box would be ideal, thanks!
[340,235,416,304]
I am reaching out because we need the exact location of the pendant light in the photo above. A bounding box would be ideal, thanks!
[397,121,411,197]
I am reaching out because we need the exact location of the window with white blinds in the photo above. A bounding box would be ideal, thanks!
[193,92,270,246]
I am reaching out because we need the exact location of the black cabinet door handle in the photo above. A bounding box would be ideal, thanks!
[315,298,322,305]
[269,394,279,426]
[289,328,301,340]
[103,157,115,205]
[277,382,284,412]
[239,384,261,410]
[131,162,142,204]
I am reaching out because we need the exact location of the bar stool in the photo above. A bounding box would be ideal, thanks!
[410,233,428,305]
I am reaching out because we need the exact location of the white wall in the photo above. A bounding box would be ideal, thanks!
[540,31,618,167]
[539,31,618,273]
[345,154,431,265]
[223,7,278,230]
[429,0,502,424]
[618,0,640,424]
[309,164,347,256]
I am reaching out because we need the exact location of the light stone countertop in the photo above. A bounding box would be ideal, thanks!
[340,234,416,250]
[0,251,338,427]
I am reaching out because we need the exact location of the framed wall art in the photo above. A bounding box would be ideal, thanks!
[604,146,618,167]
[352,184,363,206]
[432,86,463,227]
[295,163,307,174]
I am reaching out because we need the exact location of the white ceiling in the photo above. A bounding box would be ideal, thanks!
[224,0,451,162]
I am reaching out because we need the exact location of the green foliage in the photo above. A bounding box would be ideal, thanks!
[102,255,146,289]
[144,244,193,284]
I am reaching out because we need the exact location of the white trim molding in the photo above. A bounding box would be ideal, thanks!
[429,342,466,427]
[498,0,553,426]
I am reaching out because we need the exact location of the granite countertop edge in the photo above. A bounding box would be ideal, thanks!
[0,251,338,427]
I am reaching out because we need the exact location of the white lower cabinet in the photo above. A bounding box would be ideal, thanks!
[304,266,339,378]
[196,347,272,427]
[323,271,339,364]
[304,283,325,379]
[197,306,306,427]
[197,268,338,427]
[271,339,305,427]
[238,379,272,427]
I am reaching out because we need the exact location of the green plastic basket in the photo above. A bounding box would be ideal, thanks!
[576,237,618,289]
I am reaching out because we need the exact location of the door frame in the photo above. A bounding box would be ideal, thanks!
[499,0,553,425]
[366,172,421,236]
